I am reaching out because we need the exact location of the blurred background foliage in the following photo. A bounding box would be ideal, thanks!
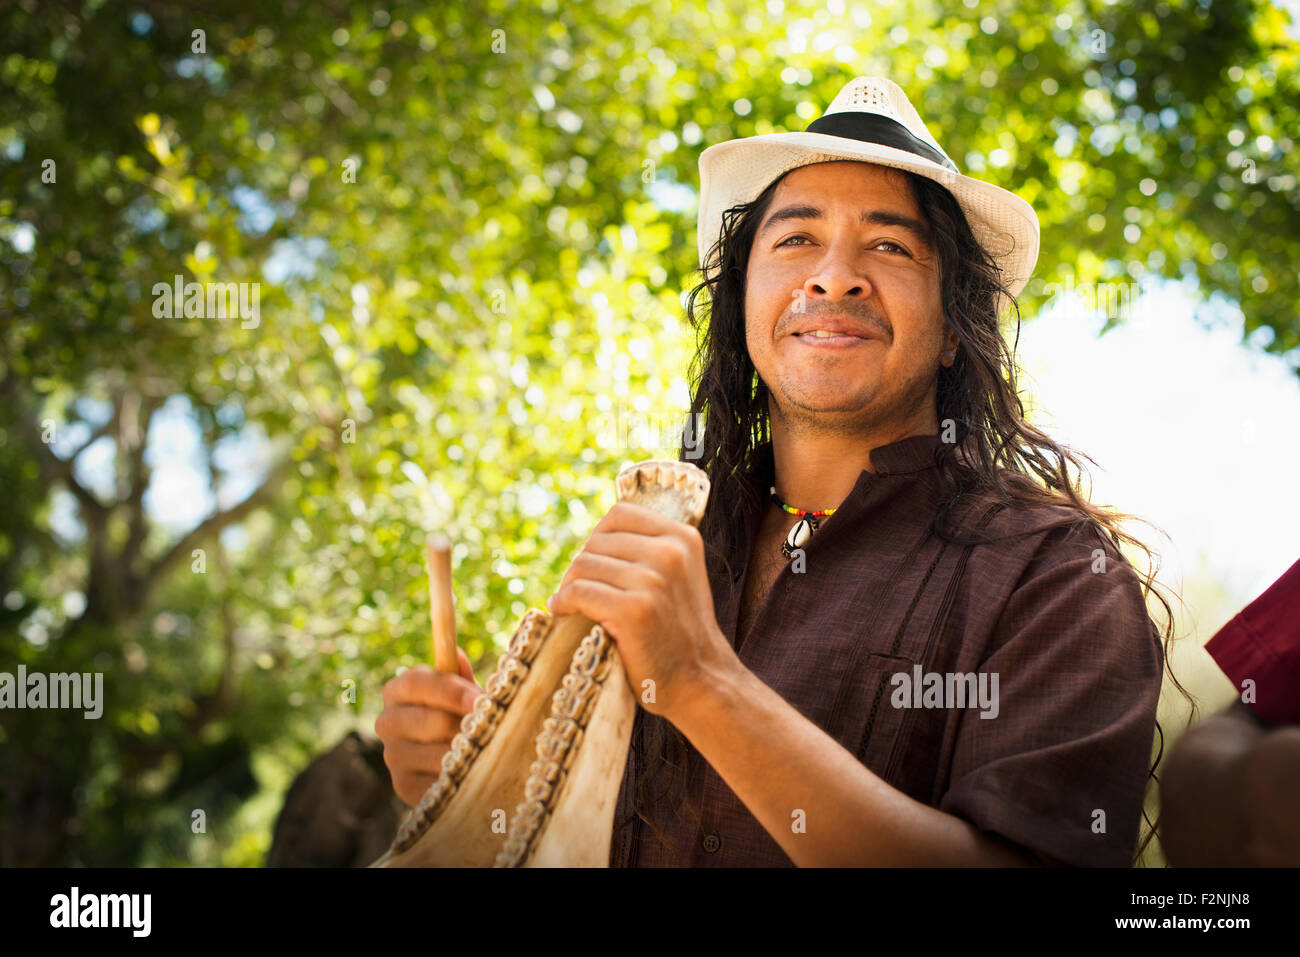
[1,0,1297,866]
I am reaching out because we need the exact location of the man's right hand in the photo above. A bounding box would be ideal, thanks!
[376,647,485,808]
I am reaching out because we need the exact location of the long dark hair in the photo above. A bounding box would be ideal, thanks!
[620,162,1195,865]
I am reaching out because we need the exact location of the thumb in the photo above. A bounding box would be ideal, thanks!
[459,677,484,713]
[456,648,484,711]
[456,645,475,683]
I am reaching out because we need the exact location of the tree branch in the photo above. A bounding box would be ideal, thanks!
[0,376,111,518]
[121,392,163,579]
[139,453,293,609]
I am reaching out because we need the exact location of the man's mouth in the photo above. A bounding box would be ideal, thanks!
[795,330,868,339]
[792,329,878,347]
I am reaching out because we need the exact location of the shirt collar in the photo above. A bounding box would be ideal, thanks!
[743,431,946,514]
[725,432,947,585]
[867,432,945,476]
[753,432,944,482]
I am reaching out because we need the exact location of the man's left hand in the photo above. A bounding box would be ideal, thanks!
[545,501,737,723]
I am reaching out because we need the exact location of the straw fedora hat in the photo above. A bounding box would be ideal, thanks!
[696,76,1040,315]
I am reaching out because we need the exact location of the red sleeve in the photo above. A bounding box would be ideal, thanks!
[1204,556,1300,727]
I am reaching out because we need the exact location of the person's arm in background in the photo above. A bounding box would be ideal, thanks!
[1161,699,1300,866]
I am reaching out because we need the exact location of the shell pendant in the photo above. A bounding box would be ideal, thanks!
[781,514,819,559]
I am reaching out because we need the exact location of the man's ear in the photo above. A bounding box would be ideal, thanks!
[940,327,960,367]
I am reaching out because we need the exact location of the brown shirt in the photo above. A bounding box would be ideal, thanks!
[608,433,1163,867]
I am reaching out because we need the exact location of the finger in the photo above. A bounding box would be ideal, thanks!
[384,738,450,776]
[556,549,656,595]
[375,703,462,744]
[578,530,664,563]
[591,501,680,537]
[393,772,439,807]
[382,666,477,712]
[547,578,641,631]
[591,516,702,571]
[383,664,481,713]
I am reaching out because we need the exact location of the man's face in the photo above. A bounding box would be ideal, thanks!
[744,161,958,437]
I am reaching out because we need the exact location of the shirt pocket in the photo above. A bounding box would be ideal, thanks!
[833,652,918,779]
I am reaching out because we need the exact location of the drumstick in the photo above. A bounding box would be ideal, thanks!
[425,534,459,673]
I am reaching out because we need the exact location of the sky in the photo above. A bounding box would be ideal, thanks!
[1280,0,1300,40]
[1015,277,1300,620]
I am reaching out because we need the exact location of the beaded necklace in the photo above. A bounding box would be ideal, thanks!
[769,486,837,559]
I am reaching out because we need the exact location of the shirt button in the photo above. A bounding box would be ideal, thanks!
[702,833,721,853]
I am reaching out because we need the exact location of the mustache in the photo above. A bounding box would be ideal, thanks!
[776,301,893,341]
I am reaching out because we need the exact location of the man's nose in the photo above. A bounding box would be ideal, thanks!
[803,250,873,302]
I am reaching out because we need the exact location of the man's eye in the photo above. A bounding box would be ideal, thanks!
[775,235,911,257]
[876,240,911,257]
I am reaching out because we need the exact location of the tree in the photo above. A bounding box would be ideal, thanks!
[1,0,1296,864]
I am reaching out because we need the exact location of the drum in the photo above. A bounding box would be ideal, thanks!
[371,459,711,867]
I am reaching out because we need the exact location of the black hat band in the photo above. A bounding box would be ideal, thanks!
[804,112,958,173]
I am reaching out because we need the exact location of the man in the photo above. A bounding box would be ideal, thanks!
[378,77,1172,866]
